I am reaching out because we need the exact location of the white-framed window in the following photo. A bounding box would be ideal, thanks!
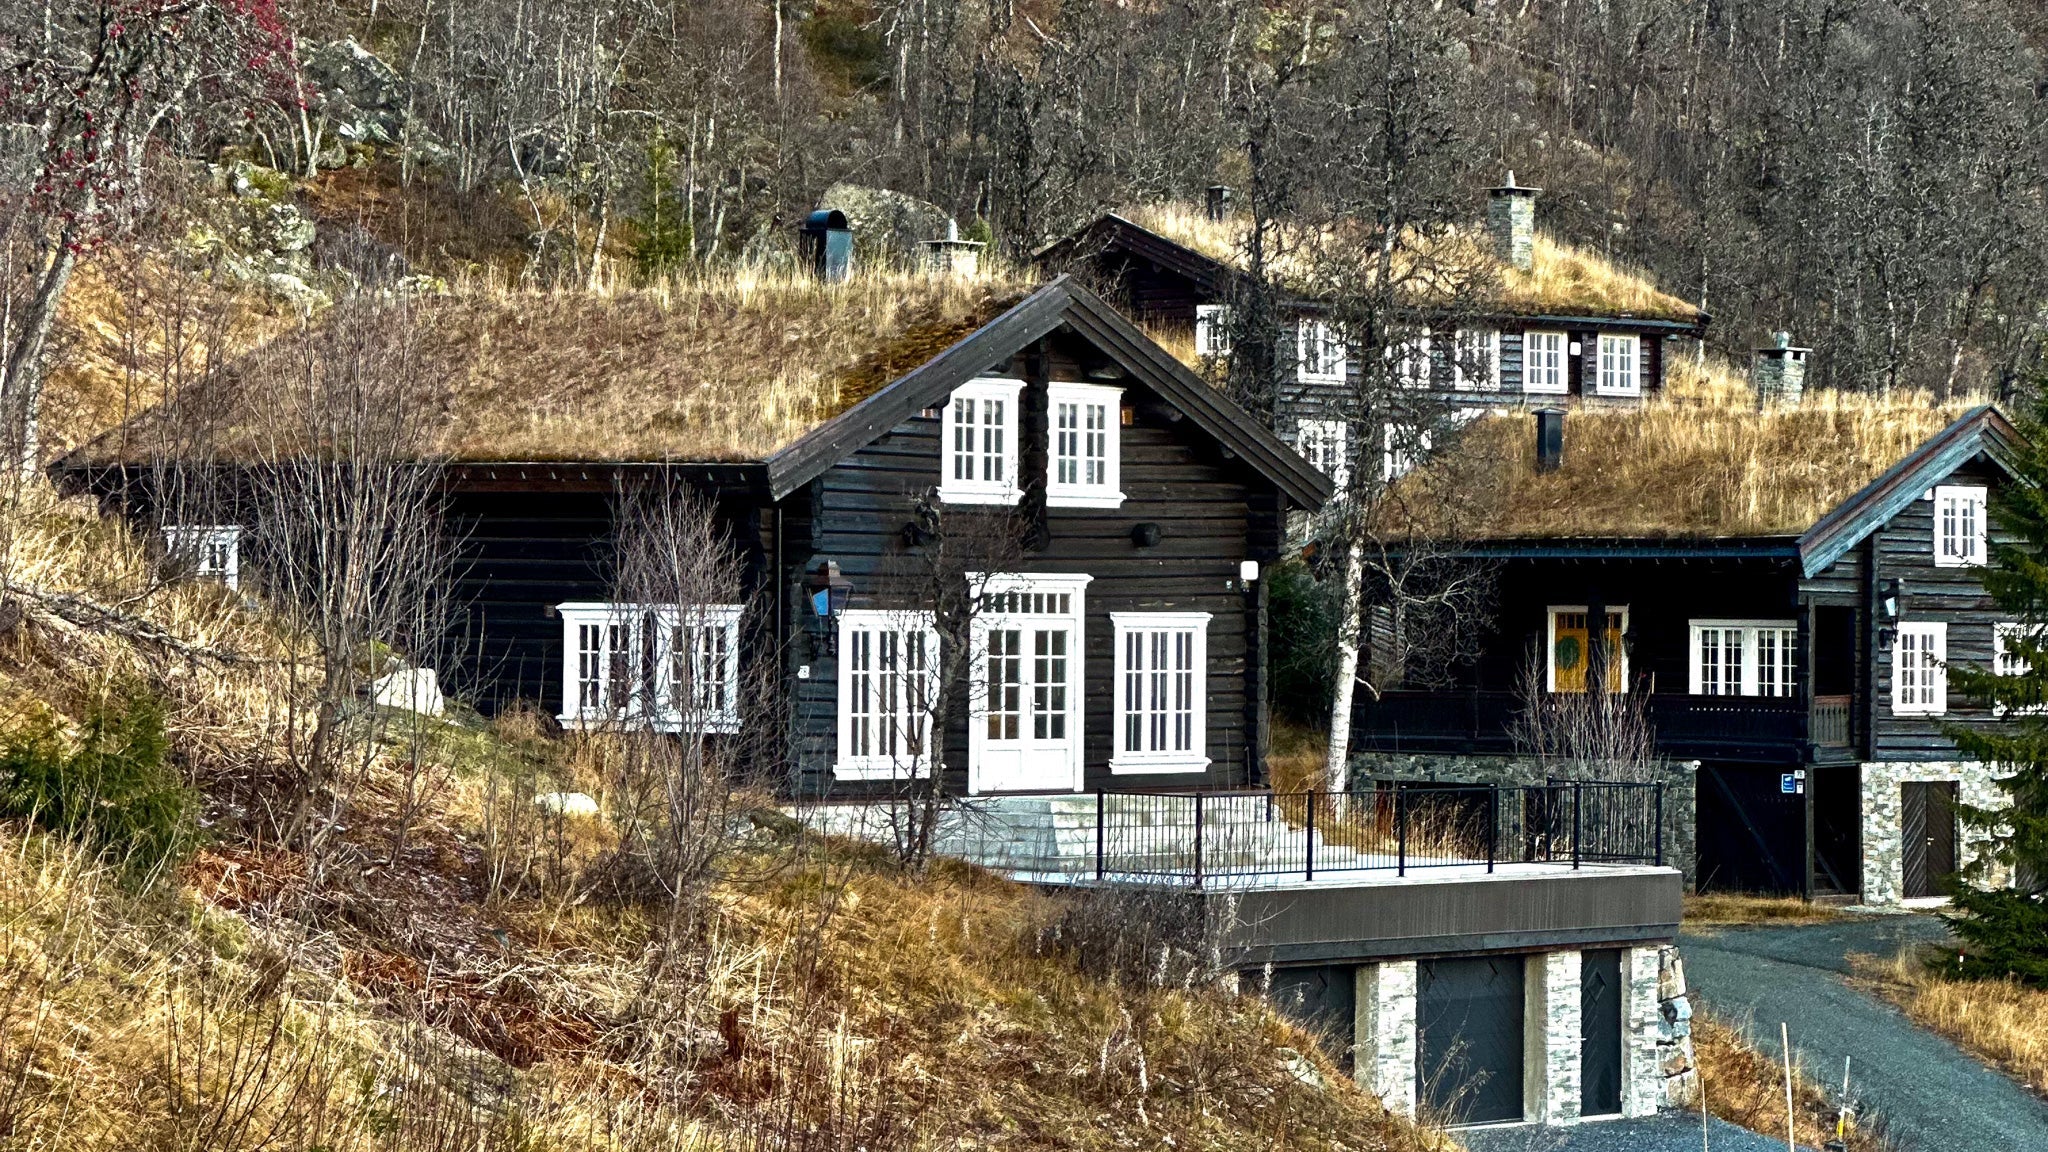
[836,610,940,780]
[1545,605,1630,693]
[1297,318,1346,384]
[1892,621,1947,716]
[1524,330,1567,394]
[939,378,1024,505]
[557,602,743,733]
[1111,612,1211,773]
[1993,623,2044,715]
[163,524,242,589]
[1389,332,1432,389]
[1046,382,1124,509]
[1933,484,1988,568]
[1381,422,1434,482]
[1195,304,1232,357]
[1687,620,1797,697]
[1451,328,1500,391]
[1596,333,1641,396]
[1296,419,1350,490]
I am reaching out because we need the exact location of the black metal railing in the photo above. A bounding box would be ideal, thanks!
[1071,781,1664,888]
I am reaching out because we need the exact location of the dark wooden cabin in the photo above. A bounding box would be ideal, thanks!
[58,276,1330,799]
[1339,403,2025,904]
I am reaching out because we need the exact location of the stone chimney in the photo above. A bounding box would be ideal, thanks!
[1487,172,1540,272]
[920,218,984,276]
[1205,185,1233,222]
[1535,407,1564,473]
[1752,331,1811,406]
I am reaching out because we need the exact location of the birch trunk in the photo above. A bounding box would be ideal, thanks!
[1,232,78,472]
[1323,537,1366,794]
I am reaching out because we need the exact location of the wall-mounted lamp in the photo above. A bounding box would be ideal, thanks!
[809,561,855,653]
[1239,559,1260,584]
[1880,577,1903,620]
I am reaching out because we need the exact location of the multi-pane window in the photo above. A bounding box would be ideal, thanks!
[1546,606,1629,693]
[1524,330,1567,394]
[1451,329,1500,391]
[1381,423,1434,482]
[1297,319,1346,384]
[558,602,743,733]
[163,525,242,589]
[836,611,939,779]
[1934,485,1988,568]
[1893,622,1947,716]
[1993,623,2043,715]
[985,628,1023,740]
[1687,620,1796,697]
[1195,304,1232,357]
[1390,334,1432,389]
[1046,382,1124,508]
[966,572,1090,793]
[1296,419,1350,490]
[1032,630,1069,740]
[1597,334,1640,395]
[1110,612,1211,773]
[939,378,1024,504]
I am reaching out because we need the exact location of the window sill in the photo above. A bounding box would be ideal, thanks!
[936,483,1022,506]
[559,711,741,735]
[1932,557,1981,569]
[1890,708,1947,718]
[1109,755,1212,775]
[1522,384,1569,396]
[833,760,933,781]
[1297,372,1346,386]
[1046,490,1126,510]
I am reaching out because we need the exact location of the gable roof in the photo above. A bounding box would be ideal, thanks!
[766,276,1334,508]
[1039,207,1707,331]
[1796,404,2024,576]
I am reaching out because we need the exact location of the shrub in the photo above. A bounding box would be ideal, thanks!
[0,690,195,875]
[1268,557,1338,727]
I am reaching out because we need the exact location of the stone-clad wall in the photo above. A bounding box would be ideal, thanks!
[1655,945,1699,1109]
[1350,752,1699,888]
[1860,761,2011,905]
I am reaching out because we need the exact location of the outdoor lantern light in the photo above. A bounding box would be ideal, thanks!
[1881,577,1903,620]
[809,561,854,619]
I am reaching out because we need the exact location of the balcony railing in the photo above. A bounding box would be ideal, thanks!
[1811,695,1853,748]
[1063,782,1665,887]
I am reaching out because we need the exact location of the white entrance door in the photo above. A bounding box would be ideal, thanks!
[969,574,1089,794]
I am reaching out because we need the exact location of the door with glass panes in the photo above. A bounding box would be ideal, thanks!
[970,577,1087,793]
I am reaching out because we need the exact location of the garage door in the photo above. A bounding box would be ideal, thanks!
[1255,964,1357,1066]
[1419,955,1525,1125]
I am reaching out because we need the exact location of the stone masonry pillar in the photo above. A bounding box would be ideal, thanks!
[1622,947,1663,1117]
[1355,961,1419,1115]
[1523,950,1583,1124]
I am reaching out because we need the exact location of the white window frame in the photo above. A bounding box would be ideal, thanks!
[1381,422,1434,482]
[1046,382,1125,509]
[939,377,1025,505]
[835,610,941,780]
[164,524,242,589]
[1993,622,2044,715]
[1687,619,1798,697]
[1194,304,1232,357]
[1933,484,1988,568]
[1524,330,1567,394]
[1110,611,1212,774]
[1451,328,1500,391]
[1892,621,1948,717]
[1296,318,1347,384]
[1544,605,1631,693]
[556,602,743,734]
[1296,418,1350,491]
[1596,333,1641,396]
[1389,333,1432,389]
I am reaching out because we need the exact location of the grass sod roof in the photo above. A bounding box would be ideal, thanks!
[1396,361,1988,540]
[69,264,1039,467]
[1107,202,1705,326]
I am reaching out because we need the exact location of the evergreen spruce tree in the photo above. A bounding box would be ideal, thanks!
[1945,398,2048,983]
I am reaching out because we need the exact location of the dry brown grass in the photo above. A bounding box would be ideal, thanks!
[1853,947,2048,1096]
[73,262,1041,467]
[1692,1012,1892,1151]
[1399,359,1984,538]
[1683,893,1843,928]
[1116,202,1701,323]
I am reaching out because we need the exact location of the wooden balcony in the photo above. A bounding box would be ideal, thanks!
[1353,690,1832,763]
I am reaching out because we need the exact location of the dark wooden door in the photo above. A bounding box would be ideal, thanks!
[1419,956,1526,1125]
[1902,781,1960,899]
[1579,949,1623,1116]
[1258,965,1357,1067]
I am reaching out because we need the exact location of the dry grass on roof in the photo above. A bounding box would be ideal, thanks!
[1115,202,1700,323]
[1400,358,1983,539]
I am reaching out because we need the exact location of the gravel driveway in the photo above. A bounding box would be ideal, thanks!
[1680,913,2048,1152]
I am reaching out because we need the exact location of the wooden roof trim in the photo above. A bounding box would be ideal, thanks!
[1797,405,2024,577]
[764,276,1334,509]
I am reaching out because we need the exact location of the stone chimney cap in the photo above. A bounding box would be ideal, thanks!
[1491,170,1541,197]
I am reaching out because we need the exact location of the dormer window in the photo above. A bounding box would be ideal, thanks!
[1047,382,1124,509]
[939,378,1025,505]
[1524,330,1567,394]
[1934,484,1987,567]
[1596,334,1640,396]
[164,525,241,589]
[1297,319,1346,384]
[557,602,743,733]
[1194,305,1232,357]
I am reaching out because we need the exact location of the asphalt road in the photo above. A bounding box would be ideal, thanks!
[1459,1113,1811,1152]
[1680,913,2048,1152]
